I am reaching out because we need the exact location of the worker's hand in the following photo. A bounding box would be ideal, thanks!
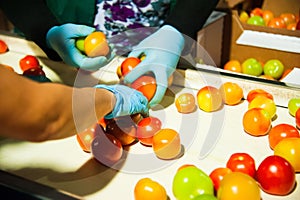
[46,23,114,71]
[94,84,149,119]
[124,25,184,107]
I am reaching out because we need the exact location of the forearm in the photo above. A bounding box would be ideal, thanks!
[0,68,114,142]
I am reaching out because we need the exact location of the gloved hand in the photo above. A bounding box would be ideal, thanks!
[94,84,149,119]
[124,25,184,107]
[46,23,115,71]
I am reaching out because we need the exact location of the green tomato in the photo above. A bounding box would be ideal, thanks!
[288,98,300,116]
[263,59,285,79]
[75,37,85,53]
[247,16,265,26]
[242,58,263,76]
[172,166,214,200]
[193,194,218,200]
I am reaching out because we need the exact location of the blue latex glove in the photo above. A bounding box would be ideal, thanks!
[124,25,184,107]
[46,23,115,71]
[94,84,149,119]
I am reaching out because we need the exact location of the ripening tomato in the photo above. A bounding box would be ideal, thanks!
[223,60,242,73]
[268,123,299,150]
[226,153,256,178]
[250,7,263,17]
[131,75,156,101]
[248,96,277,120]
[121,57,141,76]
[153,128,181,160]
[134,177,167,200]
[209,167,232,191]
[175,93,196,113]
[242,108,271,136]
[217,172,261,200]
[256,155,296,195]
[76,123,103,152]
[268,17,287,29]
[19,55,40,72]
[84,31,109,57]
[136,116,162,146]
[219,82,244,105]
[262,10,274,25]
[274,137,300,172]
[280,13,296,26]
[197,86,223,112]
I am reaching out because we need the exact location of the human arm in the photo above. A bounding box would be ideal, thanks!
[0,67,148,142]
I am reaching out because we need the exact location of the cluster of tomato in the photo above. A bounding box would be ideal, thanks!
[133,86,299,200]
[240,7,300,30]
[77,57,182,167]
[0,39,51,82]
[223,58,292,81]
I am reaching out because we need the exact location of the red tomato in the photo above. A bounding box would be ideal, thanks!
[22,67,46,76]
[19,55,40,72]
[0,39,8,53]
[226,152,256,178]
[131,75,156,101]
[296,108,300,129]
[121,57,141,76]
[256,155,296,195]
[136,116,162,146]
[268,123,299,150]
[250,7,263,17]
[209,167,232,191]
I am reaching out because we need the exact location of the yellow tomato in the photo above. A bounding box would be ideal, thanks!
[197,86,223,112]
[134,178,167,200]
[217,172,261,200]
[274,137,300,172]
[219,82,244,105]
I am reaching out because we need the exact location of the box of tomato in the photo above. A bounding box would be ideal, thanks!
[228,0,300,70]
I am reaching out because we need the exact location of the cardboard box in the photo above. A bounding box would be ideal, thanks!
[197,11,228,67]
[229,0,300,69]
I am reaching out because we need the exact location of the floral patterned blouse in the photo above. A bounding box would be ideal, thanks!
[94,0,175,37]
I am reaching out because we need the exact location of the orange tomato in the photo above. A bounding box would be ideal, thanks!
[287,23,296,30]
[223,60,242,73]
[219,82,244,105]
[134,178,167,200]
[280,13,296,26]
[175,93,196,113]
[131,75,156,101]
[246,89,273,102]
[268,17,287,29]
[84,31,109,57]
[280,68,293,80]
[120,57,141,76]
[0,39,8,53]
[153,128,181,160]
[242,108,271,136]
[197,86,223,112]
[262,10,274,25]
[209,167,232,191]
[268,123,299,150]
[259,74,276,80]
